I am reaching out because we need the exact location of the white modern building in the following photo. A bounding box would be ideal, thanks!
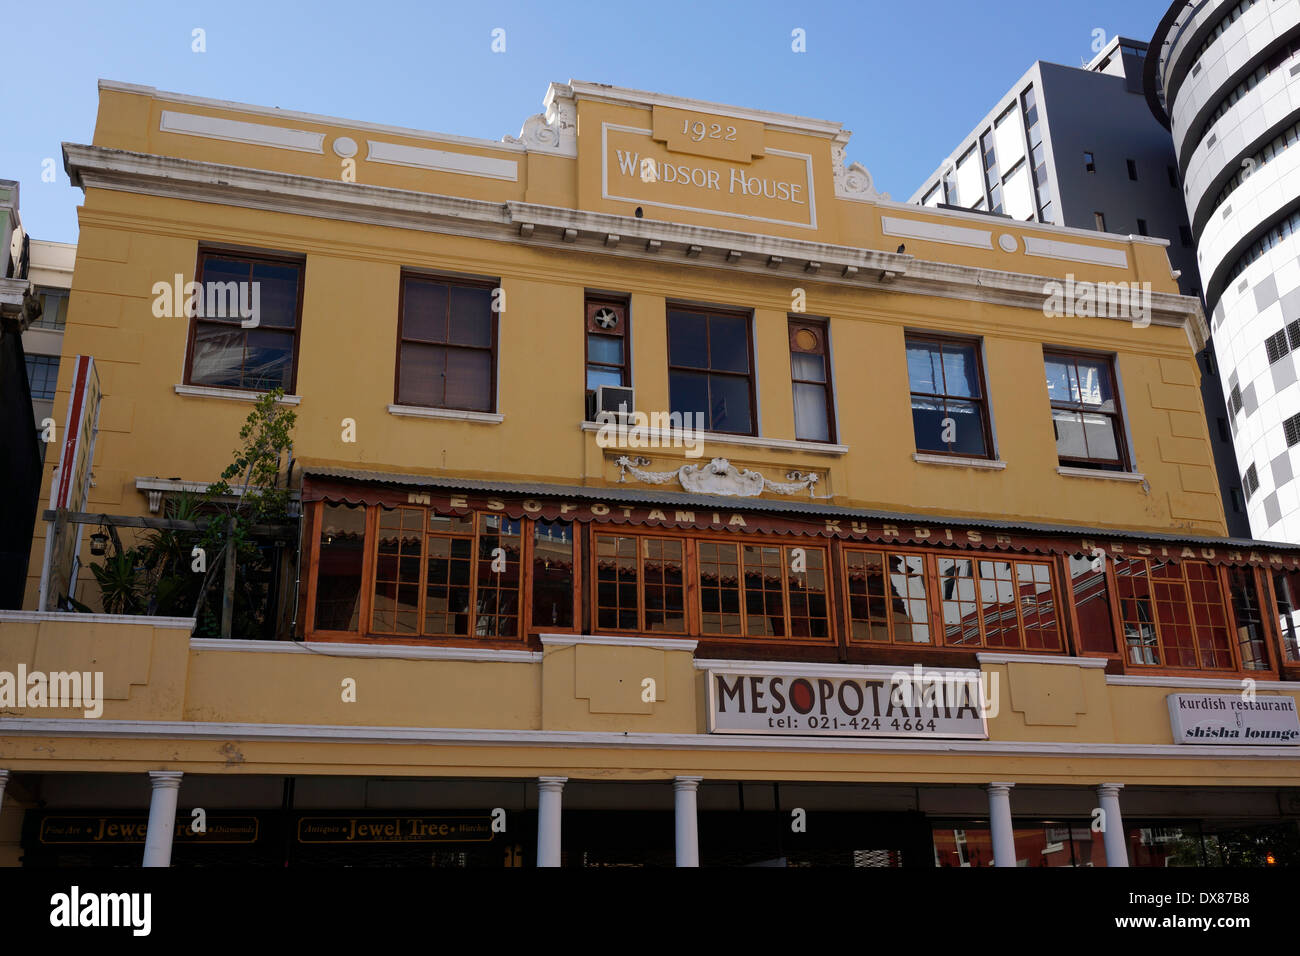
[1146,0,1300,542]
[24,239,74,462]
[911,35,1247,535]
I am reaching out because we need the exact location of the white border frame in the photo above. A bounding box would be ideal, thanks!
[600,123,818,230]
[703,666,990,741]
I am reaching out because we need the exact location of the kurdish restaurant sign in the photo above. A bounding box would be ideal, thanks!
[1167,694,1300,745]
[706,667,991,739]
[302,476,1300,570]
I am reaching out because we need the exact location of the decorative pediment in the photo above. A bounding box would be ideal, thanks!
[615,456,819,498]
[832,140,889,202]
[503,84,577,156]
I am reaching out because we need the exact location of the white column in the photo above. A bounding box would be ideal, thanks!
[674,776,702,867]
[1096,783,1129,867]
[0,771,9,817]
[142,771,183,868]
[536,776,567,868]
[986,782,1017,868]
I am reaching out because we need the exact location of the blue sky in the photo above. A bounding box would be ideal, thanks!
[7,0,1172,243]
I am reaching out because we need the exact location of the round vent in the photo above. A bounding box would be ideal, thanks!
[593,307,619,330]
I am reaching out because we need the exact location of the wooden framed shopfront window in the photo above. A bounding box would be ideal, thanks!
[593,533,687,634]
[703,539,831,641]
[299,492,1289,677]
[1108,557,1275,673]
[302,501,579,645]
[842,546,1062,653]
[1268,568,1300,666]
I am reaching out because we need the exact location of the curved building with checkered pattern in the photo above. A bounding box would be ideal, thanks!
[1147,0,1300,540]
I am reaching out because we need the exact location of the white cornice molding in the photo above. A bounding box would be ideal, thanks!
[133,477,300,513]
[540,633,699,652]
[191,638,542,663]
[1106,675,1300,691]
[0,277,28,314]
[693,658,979,677]
[913,453,1007,470]
[387,404,504,424]
[174,383,301,404]
[977,653,1109,668]
[505,201,906,277]
[0,610,195,628]
[577,420,848,456]
[61,143,1206,344]
[1057,466,1147,483]
[5,716,1300,761]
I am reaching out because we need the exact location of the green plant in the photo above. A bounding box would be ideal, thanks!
[138,492,205,616]
[90,549,146,614]
[89,389,296,635]
[189,389,296,637]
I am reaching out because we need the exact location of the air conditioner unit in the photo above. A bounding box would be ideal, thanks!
[594,385,635,422]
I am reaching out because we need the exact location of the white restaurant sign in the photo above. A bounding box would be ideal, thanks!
[706,666,990,739]
[1167,694,1300,745]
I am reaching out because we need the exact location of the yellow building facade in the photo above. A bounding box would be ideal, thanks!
[2,79,1300,867]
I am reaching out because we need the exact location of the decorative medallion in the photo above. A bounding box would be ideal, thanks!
[615,456,819,498]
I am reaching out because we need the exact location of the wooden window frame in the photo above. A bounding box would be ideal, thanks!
[184,246,305,394]
[1060,554,1120,660]
[526,517,581,637]
[1106,557,1274,676]
[304,500,377,640]
[299,505,1283,679]
[584,296,631,395]
[788,316,837,444]
[666,303,758,437]
[904,333,995,459]
[590,529,689,636]
[305,504,580,648]
[1043,348,1131,471]
[691,533,834,644]
[1261,567,1300,674]
[1225,565,1275,672]
[393,271,500,414]
[935,554,1066,653]
[842,545,938,648]
[840,546,1066,655]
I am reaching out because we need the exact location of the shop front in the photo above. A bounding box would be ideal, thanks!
[298,469,1300,682]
